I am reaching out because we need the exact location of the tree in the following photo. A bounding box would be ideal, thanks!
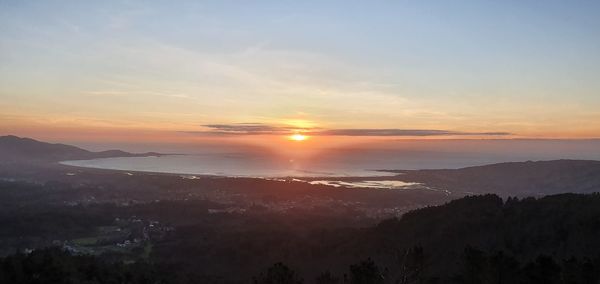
[253,262,303,284]
[396,246,426,284]
[459,246,487,284]
[315,271,340,284]
[349,258,386,284]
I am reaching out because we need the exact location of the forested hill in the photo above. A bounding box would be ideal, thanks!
[315,193,597,283]
[0,135,161,163]
[158,193,600,282]
[395,159,600,196]
[4,193,600,283]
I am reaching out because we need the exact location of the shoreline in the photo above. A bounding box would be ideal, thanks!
[58,156,402,180]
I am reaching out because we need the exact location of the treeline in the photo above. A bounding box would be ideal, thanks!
[147,193,600,282]
[4,193,600,282]
[0,248,168,284]
[367,193,600,270]
[254,247,600,284]
[3,247,600,284]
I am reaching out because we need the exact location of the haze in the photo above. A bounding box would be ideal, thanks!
[5,2,600,283]
[2,0,600,152]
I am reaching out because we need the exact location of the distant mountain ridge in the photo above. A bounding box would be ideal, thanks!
[396,159,600,196]
[3,135,600,197]
[0,135,162,163]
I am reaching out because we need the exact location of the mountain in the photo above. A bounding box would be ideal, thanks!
[395,159,600,196]
[349,193,600,282]
[0,135,161,163]
[169,193,600,282]
[7,193,600,283]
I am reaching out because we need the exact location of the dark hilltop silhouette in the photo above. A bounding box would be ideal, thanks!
[0,135,162,163]
[1,136,600,283]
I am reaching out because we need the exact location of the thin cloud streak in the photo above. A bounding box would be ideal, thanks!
[308,129,511,136]
[189,123,511,137]
[199,123,298,135]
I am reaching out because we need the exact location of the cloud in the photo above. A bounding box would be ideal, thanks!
[200,123,295,135]
[308,129,511,136]
[85,90,191,99]
[188,123,511,137]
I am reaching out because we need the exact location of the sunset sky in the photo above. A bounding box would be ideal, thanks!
[1,1,600,146]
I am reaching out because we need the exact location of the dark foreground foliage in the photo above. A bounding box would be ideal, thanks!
[4,193,600,283]
[3,248,600,284]
[252,249,600,284]
[0,247,168,284]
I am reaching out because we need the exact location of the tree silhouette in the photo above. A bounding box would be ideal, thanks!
[349,258,385,284]
[253,262,303,284]
[315,271,340,284]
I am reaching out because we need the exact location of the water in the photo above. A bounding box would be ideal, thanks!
[61,139,600,177]
[308,180,421,189]
[61,154,395,177]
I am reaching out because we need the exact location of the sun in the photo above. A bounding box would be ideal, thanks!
[289,133,308,141]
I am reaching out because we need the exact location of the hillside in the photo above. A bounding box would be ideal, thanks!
[0,135,161,163]
[151,193,600,282]
[394,160,600,196]
[361,194,600,278]
[3,193,600,283]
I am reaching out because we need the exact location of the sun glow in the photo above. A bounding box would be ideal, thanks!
[289,133,308,141]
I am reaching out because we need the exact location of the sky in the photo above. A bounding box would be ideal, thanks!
[1,0,600,147]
